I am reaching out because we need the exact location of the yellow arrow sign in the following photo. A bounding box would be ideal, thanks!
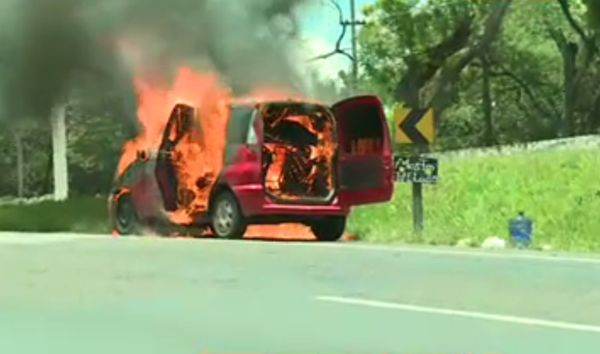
[394,107,435,145]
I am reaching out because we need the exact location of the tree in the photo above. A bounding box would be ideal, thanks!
[360,0,512,116]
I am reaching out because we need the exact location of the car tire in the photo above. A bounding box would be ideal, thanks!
[113,192,140,236]
[310,216,346,242]
[210,190,247,239]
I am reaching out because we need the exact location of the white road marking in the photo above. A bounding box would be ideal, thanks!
[316,295,600,333]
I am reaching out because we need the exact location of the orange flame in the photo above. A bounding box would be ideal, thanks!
[117,67,231,225]
[116,65,347,241]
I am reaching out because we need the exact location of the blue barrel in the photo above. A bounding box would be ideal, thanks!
[509,212,533,248]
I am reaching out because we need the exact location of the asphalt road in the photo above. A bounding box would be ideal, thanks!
[1,232,600,354]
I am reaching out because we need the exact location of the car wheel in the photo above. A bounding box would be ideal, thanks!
[210,190,247,239]
[113,192,140,236]
[310,216,346,242]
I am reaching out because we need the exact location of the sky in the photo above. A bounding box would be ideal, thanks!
[294,0,429,81]
[296,0,375,80]
[301,0,374,44]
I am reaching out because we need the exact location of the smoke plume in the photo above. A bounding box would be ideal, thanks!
[0,0,315,128]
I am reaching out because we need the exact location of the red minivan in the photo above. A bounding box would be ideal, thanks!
[109,95,394,241]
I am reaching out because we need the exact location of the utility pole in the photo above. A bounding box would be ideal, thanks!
[342,0,365,90]
[51,104,68,201]
[349,0,358,87]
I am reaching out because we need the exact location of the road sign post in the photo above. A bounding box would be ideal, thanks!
[394,106,435,234]
[412,177,424,232]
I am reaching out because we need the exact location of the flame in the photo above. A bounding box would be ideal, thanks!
[245,223,315,240]
[116,65,343,241]
[117,66,231,225]
[263,144,289,192]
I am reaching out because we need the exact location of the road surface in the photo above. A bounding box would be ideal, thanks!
[1,232,600,353]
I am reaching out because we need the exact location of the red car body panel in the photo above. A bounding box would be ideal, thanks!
[130,173,156,219]
[332,95,394,206]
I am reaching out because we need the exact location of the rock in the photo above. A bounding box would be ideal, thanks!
[541,244,552,251]
[481,236,506,250]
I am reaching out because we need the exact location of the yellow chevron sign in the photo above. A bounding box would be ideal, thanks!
[394,107,435,145]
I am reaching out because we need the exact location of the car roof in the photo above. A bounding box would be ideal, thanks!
[229,100,329,109]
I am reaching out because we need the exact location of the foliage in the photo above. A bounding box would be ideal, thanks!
[349,0,600,149]
[582,0,600,28]
[66,80,136,196]
[0,121,52,196]
[0,76,134,197]
[359,0,479,94]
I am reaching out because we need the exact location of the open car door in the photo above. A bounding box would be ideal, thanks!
[155,104,195,211]
[332,95,394,206]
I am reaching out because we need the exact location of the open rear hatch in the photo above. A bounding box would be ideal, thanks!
[260,101,338,204]
[332,95,394,206]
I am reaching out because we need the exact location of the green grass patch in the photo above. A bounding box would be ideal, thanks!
[348,149,600,252]
[0,196,109,234]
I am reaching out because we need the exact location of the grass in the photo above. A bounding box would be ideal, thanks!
[347,148,600,252]
[0,196,109,234]
[2,148,600,252]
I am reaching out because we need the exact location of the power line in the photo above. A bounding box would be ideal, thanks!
[344,0,365,89]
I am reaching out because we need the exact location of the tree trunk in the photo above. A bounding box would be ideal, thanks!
[50,104,68,201]
[586,85,600,133]
[426,0,513,116]
[405,57,421,108]
[14,130,24,198]
[550,29,578,137]
[401,57,426,153]
[563,43,577,136]
[481,54,495,145]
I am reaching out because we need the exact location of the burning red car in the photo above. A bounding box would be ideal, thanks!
[109,69,393,241]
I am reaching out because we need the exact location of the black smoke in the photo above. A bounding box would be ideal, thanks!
[0,0,314,131]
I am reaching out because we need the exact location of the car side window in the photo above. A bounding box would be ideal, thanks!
[160,104,194,152]
[227,105,255,146]
[246,111,258,145]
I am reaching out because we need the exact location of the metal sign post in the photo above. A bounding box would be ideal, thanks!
[394,106,436,233]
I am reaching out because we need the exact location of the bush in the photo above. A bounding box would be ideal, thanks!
[0,196,109,233]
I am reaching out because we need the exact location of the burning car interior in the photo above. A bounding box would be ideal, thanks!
[260,102,337,203]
